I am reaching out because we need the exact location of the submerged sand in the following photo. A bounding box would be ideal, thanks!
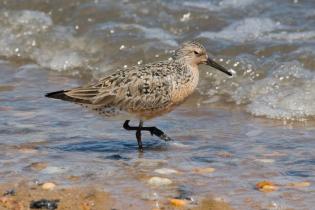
[0,181,234,210]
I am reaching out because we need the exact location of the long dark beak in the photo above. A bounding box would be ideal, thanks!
[206,58,232,76]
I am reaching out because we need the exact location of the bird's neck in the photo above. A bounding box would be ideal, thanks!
[176,57,198,71]
[169,60,199,105]
[176,58,199,77]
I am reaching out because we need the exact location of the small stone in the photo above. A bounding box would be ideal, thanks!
[148,177,172,186]
[41,166,65,174]
[217,152,232,158]
[154,168,178,175]
[42,182,56,190]
[193,167,215,174]
[67,175,81,181]
[287,181,311,188]
[119,45,125,50]
[255,159,275,163]
[256,181,278,192]
[169,198,187,207]
[180,12,191,22]
[30,199,59,210]
[29,162,48,171]
[18,148,37,154]
[3,189,16,196]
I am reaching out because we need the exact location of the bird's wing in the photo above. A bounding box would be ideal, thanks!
[65,61,175,110]
[112,64,174,112]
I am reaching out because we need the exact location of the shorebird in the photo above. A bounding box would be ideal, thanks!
[46,41,231,151]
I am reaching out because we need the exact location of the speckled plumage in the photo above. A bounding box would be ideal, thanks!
[46,41,231,150]
[49,41,212,119]
[67,60,197,119]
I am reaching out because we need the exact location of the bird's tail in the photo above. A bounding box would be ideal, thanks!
[45,90,67,99]
[45,90,90,104]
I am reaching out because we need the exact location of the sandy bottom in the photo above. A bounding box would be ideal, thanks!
[0,181,233,210]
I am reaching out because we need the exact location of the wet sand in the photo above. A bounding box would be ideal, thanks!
[0,181,234,210]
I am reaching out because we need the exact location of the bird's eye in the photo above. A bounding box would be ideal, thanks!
[194,51,199,55]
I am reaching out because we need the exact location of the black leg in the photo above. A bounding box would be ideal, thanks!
[123,120,143,150]
[141,126,172,141]
[123,120,137,130]
[136,121,143,151]
[123,120,173,149]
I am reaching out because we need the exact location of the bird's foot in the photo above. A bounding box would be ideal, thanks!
[148,127,173,141]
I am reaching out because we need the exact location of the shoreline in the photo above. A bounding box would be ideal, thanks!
[0,181,234,210]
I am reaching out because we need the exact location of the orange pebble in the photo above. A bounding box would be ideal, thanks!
[256,181,278,192]
[169,198,187,207]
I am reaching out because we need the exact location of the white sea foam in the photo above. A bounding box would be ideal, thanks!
[199,17,315,44]
[95,22,178,46]
[1,8,315,121]
[184,0,255,10]
[199,18,281,42]
[209,59,315,120]
[267,31,315,42]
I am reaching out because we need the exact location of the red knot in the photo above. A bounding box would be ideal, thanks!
[46,41,232,151]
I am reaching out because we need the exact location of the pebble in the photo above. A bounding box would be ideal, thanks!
[135,159,166,168]
[3,189,16,196]
[18,148,37,154]
[193,167,215,174]
[180,12,191,22]
[67,175,81,181]
[255,159,275,163]
[217,152,232,158]
[154,168,178,175]
[148,177,172,186]
[42,182,56,190]
[169,198,187,207]
[256,181,278,192]
[29,162,48,171]
[287,181,311,188]
[41,166,65,174]
[30,199,59,210]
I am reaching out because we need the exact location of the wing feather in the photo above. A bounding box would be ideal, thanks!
[56,61,176,112]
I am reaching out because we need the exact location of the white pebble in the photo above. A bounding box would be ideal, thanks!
[154,168,178,175]
[41,166,65,174]
[148,177,172,186]
[180,12,191,22]
[120,45,125,50]
[255,159,275,163]
[42,182,56,190]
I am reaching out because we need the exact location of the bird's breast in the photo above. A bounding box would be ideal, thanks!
[170,67,199,105]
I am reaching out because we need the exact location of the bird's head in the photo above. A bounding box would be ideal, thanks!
[174,41,232,76]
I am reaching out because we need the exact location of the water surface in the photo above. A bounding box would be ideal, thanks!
[1,0,315,209]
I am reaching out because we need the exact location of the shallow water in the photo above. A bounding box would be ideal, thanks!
[1,0,315,209]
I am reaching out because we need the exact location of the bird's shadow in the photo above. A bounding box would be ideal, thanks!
[54,136,169,157]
